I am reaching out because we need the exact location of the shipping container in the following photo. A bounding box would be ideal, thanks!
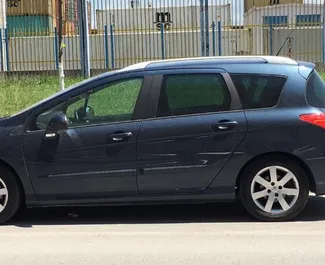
[7,14,54,37]
[63,20,76,35]
[65,0,76,22]
[7,0,54,16]
[87,1,91,31]
[96,4,232,32]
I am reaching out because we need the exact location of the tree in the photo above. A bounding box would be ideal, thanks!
[58,0,65,91]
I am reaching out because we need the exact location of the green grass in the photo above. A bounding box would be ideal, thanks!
[65,78,142,121]
[0,76,83,117]
[321,73,325,80]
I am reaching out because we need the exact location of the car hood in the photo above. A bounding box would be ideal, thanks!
[0,117,8,123]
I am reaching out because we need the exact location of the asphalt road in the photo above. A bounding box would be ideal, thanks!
[1,196,325,265]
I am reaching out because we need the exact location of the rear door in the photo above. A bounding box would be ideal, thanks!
[136,69,247,195]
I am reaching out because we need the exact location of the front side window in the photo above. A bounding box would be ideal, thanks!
[156,73,231,118]
[34,77,143,130]
[231,74,286,109]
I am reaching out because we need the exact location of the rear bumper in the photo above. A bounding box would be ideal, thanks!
[315,182,325,196]
[304,157,325,196]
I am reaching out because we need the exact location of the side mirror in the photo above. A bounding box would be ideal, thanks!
[47,112,68,133]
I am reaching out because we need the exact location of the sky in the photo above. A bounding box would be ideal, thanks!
[89,0,322,28]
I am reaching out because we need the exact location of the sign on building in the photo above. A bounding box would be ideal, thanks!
[154,11,172,30]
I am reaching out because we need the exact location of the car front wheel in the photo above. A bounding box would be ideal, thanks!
[239,157,310,222]
[0,166,22,224]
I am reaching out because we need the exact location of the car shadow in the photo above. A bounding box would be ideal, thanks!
[8,196,325,227]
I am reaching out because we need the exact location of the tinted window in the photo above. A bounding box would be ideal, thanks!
[306,70,325,108]
[156,74,231,117]
[231,75,286,109]
[35,78,143,130]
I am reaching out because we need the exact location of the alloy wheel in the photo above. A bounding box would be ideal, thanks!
[250,166,300,214]
[0,178,8,214]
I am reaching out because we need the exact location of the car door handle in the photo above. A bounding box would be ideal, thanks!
[109,132,133,142]
[215,120,238,131]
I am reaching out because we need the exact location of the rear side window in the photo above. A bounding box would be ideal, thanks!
[231,74,286,109]
[156,74,231,117]
[306,70,325,108]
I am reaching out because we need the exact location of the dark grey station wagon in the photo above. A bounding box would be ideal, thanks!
[0,56,325,223]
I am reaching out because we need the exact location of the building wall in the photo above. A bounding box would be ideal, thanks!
[245,3,323,25]
[244,3,323,57]
[96,4,232,32]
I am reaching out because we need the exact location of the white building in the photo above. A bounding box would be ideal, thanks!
[96,4,232,32]
[244,3,323,61]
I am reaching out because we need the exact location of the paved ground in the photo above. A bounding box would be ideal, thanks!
[1,196,325,265]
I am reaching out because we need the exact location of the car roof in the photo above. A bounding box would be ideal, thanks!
[121,56,299,72]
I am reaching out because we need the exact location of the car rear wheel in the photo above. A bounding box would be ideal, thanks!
[0,166,22,224]
[239,158,310,222]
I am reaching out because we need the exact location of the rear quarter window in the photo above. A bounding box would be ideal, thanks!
[306,70,325,108]
[231,74,287,109]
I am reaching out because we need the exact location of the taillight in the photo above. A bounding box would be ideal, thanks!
[299,113,325,129]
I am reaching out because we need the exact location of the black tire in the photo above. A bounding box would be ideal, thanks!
[0,166,22,224]
[239,157,310,222]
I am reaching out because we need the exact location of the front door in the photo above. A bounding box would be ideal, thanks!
[136,70,247,195]
[23,76,147,200]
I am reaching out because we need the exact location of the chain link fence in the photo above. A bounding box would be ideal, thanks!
[0,0,324,75]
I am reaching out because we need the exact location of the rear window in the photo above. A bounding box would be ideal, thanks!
[231,74,287,109]
[306,70,325,108]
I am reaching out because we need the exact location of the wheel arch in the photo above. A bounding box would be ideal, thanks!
[0,159,25,202]
[235,152,316,196]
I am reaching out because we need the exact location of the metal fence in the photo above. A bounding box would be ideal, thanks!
[0,0,324,75]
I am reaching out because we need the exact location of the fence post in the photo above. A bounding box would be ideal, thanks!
[200,0,205,57]
[269,20,273,56]
[205,0,210,56]
[212,22,216,56]
[4,28,9,71]
[110,24,115,69]
[104,25,109,69]
[0,29,3,72]
[54,27,59,70]
[161,23,165,60]
[218,21,222,56]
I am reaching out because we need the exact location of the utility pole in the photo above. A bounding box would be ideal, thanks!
[200,0,205,57]
[0,0,7,71]
[78,0,90,78]
[205,0,209,56]
[58,0,65,90]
